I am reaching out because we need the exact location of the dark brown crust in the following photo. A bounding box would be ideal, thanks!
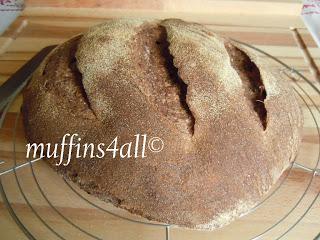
[22,19,303,230]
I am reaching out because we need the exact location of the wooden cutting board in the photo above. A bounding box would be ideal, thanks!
[0,1,320,239]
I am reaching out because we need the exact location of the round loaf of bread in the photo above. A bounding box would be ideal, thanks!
[22,19,303,230]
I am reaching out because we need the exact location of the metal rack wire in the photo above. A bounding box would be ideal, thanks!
[0,42,319,240]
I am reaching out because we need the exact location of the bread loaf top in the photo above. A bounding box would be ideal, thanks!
[22,19,303,230]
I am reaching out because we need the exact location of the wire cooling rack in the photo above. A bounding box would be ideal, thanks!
[0,42,319,240]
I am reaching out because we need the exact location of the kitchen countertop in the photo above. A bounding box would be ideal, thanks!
[0,1,319,239]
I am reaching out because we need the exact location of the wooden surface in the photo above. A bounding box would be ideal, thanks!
[0,1,320,239]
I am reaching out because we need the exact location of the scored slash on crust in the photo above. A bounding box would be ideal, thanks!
[225,42,268,130]
[132,24,196,135]
[158,26,195,135]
